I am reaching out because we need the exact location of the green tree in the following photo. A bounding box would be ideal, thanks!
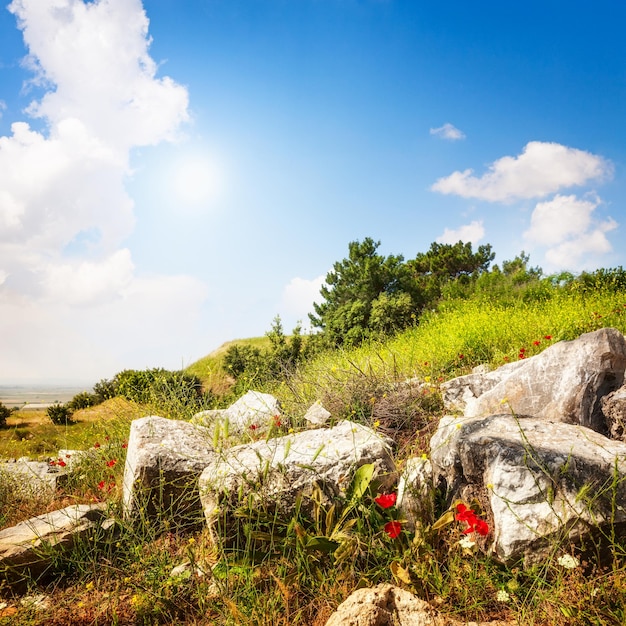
[408,240,495,304]
[309,238,415,346]
[0,401,14,428]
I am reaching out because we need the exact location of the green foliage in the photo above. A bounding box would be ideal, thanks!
[99,368,208,413]
[310,237,414,346]
[310,238,496,347]
[46,403,74,425]
[0,401,13,428]
[222,316,309,394]
[93,377,117,403]
[67,391,101,411]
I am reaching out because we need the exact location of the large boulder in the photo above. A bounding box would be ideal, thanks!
[602,384,626,441]
[441,361,526,413]
[199,420,396,540]
[122,415,215,526]
[192,390,281,436]
[325,583,515,626]
[0,504,114,588]
[463,328,626,433]
[430,414,626,564]
[0,459,67,496]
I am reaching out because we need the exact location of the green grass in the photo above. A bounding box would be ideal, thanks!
[2,288,626,624]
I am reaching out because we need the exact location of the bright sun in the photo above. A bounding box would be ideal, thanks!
[170,153,224,209]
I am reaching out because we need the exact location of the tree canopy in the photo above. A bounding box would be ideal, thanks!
[309,238,497,346]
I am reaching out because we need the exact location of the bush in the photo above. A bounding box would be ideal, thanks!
[0,401,13,428]
[67,391,101,411]
[47,403,74,425]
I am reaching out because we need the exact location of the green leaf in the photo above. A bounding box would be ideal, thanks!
[306,536,340,553]
[348,463,374,503]
[431,509,455,532]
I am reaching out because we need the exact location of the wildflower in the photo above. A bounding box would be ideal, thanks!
[65,454,71,458]
[496,589,511,602]
[458,536,476,549]
[384,521,402,539]
[106,459,117,468]
[503,356,510,362]
[455,503,489,536]
[518,353,525,360]
[94,442,101,449]
[122,442,128,449]
[458,353,464,359]
[544,335,552,340]
[97,480,106,490]
[374,493,397,509]
[105,436,110,442]
[249,424,258,431]
[373,420,380,428]
[273,416,282,427]
[519,346,526,353]
[557,554,579,569]
[85,581,94,591]
[49,460,57,466]
[57,459,67,467]
[533,340,541,346]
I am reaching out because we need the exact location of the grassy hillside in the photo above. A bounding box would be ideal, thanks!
[2,287,626,624]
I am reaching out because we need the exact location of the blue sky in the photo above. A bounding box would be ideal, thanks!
[0,0,624,383]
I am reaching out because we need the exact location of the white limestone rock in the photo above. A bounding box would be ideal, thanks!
[430,414,626,564]
[0,504,114,585]
[325,583,515,626]
[192,390,281,437]
[122,415,215,524]
[396,457,434,530]
[199,420,396,539]
[461,328,626,433]
[304,401,332,426]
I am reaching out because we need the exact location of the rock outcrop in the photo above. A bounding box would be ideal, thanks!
[199,420,396,540]
[460,328,626,433]
[0,504,115,588]
[324,583,515,626]
[430,414,626,564]
[122,415,215,524]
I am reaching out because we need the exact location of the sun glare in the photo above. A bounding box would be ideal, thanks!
[170,153,224,209]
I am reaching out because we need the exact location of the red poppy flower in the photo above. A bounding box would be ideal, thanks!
[249,424,258,431]
[544,335,552,340]
[97,480,106,490]
[458,353,464,359]
[106,459,117,468]
[519,347,526,353]
[473,518,490,536]
[122,442,128,449]
[384,521,402,539]
[94,442,101,449]
[49,460,57,466]
[374,493,397,509]
[455,503,489,536]
[455,503,474,523]
[57,459,67,467]
[533,340,541,346]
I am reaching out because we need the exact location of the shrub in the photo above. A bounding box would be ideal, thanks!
[0,401,13,428]
[67,391,101,411]
[47,403,74,425]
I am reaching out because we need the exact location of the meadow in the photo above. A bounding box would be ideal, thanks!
[1,285,626,624]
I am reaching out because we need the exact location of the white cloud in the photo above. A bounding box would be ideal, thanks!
[0,0,206,381]
[430,122,465,141]
[431,141,612,202]
[524,194,618,270]
[279,275,326,329]
[436,220,485,245]
[544,223,617,270]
